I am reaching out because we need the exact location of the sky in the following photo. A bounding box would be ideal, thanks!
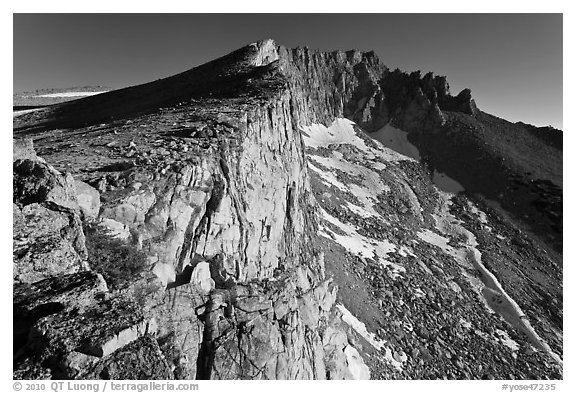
[13,13,563,129]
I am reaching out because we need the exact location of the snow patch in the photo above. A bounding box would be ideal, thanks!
[309,153,388,217]
[301,118,411,162]
[304,119,412,222]
[345,201,374,218]
[336,303,403,371]
[343,345,371,379]
[13,108,43,117]
[301,118,370,150]
[432,171,465,194]
[319,208,403,274]
[370,123,421,161]
[34,91,108,98]
[398,245,416,257]
[467,200,488,224]
[307,162,348,192]
[425,191,562,366]
[417,229,451,253]
[336,304,385,351]
[369,122,465,194]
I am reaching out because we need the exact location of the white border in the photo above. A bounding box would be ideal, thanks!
[3,3,573,389]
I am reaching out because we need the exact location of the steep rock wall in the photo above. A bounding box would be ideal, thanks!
[89,42,407,378]
[13,39,563,380]
[14,40,396,380]
[92,91,347,379]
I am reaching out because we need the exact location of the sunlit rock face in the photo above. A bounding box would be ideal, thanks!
[12,40,378,380]
[13,39,562,380]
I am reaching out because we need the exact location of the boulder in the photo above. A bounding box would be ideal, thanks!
[13,158,79,212]
[13,138,38,162]
[98,218,131,240]
[190,262,215,295]
[152,262,176,287]
[23,294,153,374]
[82,336,174,380]
[75,180,101,220]
[13,203,87,283]
[14,271,108,317]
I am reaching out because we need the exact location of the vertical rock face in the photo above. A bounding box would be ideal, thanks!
[14,40,393,380]
[250,38,280,66]
[13,39,561,380]
[279,45,389,131]
[10,40,482,380]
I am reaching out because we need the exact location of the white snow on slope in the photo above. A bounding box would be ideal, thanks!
[467,200,488,224]
[302,118,371,150]
[302,119,400,220]
[301,118,413,163]
[302,117,556,368]
[13,108,43,117]
[303,118,414,271]
[309,154,386,217]
[416,229,452,254]
[34,91,108,98]
[432,171,465,194]
[418,191,562,366]
[343,345,371,379]
[336,304,384,351]
[370,123,421,161]
[369,122,465,194]
[319,208,403,274]
[336,303,403,371]
[345,201,374,218]
[307,162,348,192]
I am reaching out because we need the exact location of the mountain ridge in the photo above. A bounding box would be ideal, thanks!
[13,39,562,380]
[16,39,561,254]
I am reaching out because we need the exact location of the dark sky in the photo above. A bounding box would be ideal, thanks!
[13,14,563,129]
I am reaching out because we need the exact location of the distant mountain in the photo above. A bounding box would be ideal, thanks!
[13,86,113,107]
[13,39,562,380]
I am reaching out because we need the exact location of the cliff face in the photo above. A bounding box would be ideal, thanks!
[13,39,562,380]
[14,39,386,380]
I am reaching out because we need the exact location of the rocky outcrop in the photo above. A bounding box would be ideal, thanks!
[13,137,38,161]
[278,45,389,131]
[12,140,169,379]
[12,41,378,380]
[13,267,164,379]
[12,39,561,380]
[13,142,88,284]
[378,70,480,132]
[74,180,101,220]
[80,336,174,380]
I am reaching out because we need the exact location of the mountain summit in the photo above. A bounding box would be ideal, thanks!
[13,39,562,380]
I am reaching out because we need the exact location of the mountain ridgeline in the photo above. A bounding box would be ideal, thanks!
[16,40,562,254]
[13,39,562,380]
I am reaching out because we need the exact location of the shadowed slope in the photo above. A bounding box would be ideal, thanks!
[14,41,286,134]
